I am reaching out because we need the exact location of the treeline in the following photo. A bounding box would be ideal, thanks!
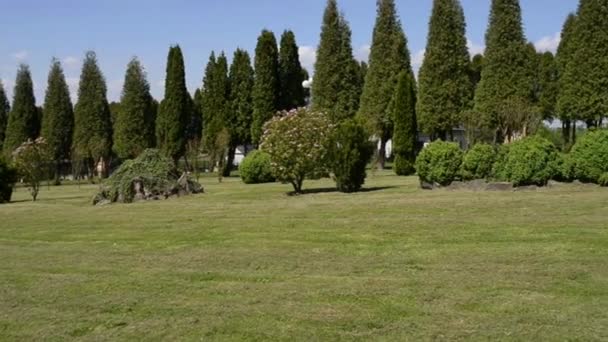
[0,0,606,180]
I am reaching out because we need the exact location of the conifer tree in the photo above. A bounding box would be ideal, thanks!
[556,13,578,145]
[201,52,230,152]
[187,89,203,144]
[359,61,368,87]
[312,0,361,123]
[392,72,418,176]
[417,0,472,140]
[535,52,558,121]
[156,45,189,164]
[251,30,280,145]
[278,30,306,110]
[228,49,254,150]
[41,59,74,181]
[559,0,608,128]
[474,0,534,142]
[113,57,155,159]
[357,0,413,168]
[0,81,10,152]
[3,65,38,156]
[470,54,484,89]
[72,51,113,176]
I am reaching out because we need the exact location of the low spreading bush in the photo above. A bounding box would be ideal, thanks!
[569,130,608,183]
[415,141,463,186]
[0,157,17,203]
[327,120,374,193]
[461,144,496,180]
[492,136,560,186]
[239,150,275,184]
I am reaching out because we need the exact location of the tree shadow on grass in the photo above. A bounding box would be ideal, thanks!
[287,186,398,196]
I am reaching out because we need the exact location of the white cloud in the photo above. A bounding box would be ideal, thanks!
[355,44,371,62]
[62,56,80,68]
[298,46,316,73]
[534,32,561,53]
[11,50,29,61]
[467,40,485,56]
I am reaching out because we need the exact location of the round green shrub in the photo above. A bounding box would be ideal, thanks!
[492,136,560,186]
[239,150,275,184]
[598,173,608,187]
[327,120,375,193]
[415,141,463,186]
[461,144,496,180]
[394,155,416,176]
[569,130,608,183]
[0,157,17,203]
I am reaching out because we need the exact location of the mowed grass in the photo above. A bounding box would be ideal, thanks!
[1,173,607,341]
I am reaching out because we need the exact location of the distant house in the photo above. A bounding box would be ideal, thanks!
[379,127,468,159]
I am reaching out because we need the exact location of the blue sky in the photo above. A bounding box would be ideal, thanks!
[0,0,578,103]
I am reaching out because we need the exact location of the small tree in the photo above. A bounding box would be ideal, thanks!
[12,137,51,201]
[0,157,17,203]
[327,119,374,192]
[260,108,333,193]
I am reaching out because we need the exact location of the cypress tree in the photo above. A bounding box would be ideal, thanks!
[41,59,74,181]
[470,54,484,89]
[3,64,38,156]
[228,49,254,149]
[72,51,113,176]
[201,52,230,156]
[556,13,578,145]
[278,30,306,110]
[312,0,361,123]
[359,61,368,87]
[187,89,203,144]
[417,0,473,141]
[0,81,10,152]
[156,45,189,164]
[357,0,413,168]
[392,71,418,176]
[251,30,279,145]
[474,0,534,142]
[113,57,155,160]
[560,0,608,128]
[535,51,558,121]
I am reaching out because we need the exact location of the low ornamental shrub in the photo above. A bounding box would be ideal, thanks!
[327,120,374,193]
[415,141,463,186]
[0,157,17,203]
[461,143,496,180]
[239,150,275,184]
[492,136,560,186]
[598,173,608,187]
[569,130,608,183]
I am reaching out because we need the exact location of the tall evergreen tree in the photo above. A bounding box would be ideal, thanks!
[392,71,418,176]
[470,54,484,89]
[3,64,38,156]
[357,0,413,168]
[201,52,230,157]
[228,49,254,151]
[187,89,203,144]
[535,52,558,121]
[312,0,361,123]
[559,0,608,128]
[251,30,279,145]
[113,57,155,159]
[474,0,534,142]
[0,80,10,152]
[72,51,113,175]
[41,59,74,181]
[156,45,190,164]
[556,13,578,145]
[418,0,472,140]
[278,30,306,110]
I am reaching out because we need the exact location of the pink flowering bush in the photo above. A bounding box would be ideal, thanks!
[12,137,52,201]
[260,108,333,193]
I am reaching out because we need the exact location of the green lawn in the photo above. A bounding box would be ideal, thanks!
[1,173,607,340]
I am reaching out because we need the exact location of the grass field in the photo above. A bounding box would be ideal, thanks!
[1,173,607,340]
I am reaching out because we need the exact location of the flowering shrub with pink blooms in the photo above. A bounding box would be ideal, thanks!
[12,137,52,201]
[260,108,334,193]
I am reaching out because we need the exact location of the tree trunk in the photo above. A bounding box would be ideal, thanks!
[223,145,236,177]
[571,122,577,145]
[562,120,571,146]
